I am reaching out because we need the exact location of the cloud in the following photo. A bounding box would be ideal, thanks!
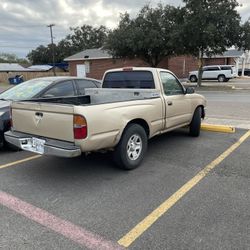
[237,0,250,21]
[0,0,249,58]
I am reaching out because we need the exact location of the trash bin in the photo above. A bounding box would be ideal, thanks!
[8,75,24,84]
[8,77,16,84]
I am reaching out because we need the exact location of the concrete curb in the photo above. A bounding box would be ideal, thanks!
[201,124,235,133]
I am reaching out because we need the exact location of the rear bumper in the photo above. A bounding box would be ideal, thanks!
[4,131,81,158]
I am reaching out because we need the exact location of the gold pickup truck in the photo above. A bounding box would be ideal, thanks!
[5,67,206,170]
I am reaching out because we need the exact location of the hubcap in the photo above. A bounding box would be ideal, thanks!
[219,76,224,82]
[127,134,142,161]
[191,76,196,82]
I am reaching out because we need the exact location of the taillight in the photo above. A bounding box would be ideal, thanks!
[73,115,87,139]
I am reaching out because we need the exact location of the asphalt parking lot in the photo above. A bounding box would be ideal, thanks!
[1,128,250,249]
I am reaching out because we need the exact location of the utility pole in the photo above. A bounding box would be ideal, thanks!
[47,24,56,76]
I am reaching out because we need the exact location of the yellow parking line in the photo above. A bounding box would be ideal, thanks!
[118,130,250,248]
[0,155,41,170]
[201,124,235,133]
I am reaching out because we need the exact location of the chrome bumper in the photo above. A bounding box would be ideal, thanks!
[4,131,81,158]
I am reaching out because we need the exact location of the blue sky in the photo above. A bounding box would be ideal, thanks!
[0,0,249,59]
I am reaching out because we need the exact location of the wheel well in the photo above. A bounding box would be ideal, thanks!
[197,105,205,118]
[190,75,197,80]
[126,119,150,137]
[218,74,225,78]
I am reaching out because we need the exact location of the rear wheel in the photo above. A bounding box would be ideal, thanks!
[218,75,226,82]
[2,131,19,151]
[5,141,20,151]
[0,132,4,149]
[189,107,201,137]
[190,75,198,82]
[113,124,147,170]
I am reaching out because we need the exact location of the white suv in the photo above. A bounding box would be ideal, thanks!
[189,65,236,82]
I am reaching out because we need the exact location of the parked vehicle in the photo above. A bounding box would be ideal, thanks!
[238,68,250,76]
[189,65,236,82]
[5,67,206,169]
[217,65,237,78]
[0,76,100,148]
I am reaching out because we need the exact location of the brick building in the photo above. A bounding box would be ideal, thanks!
[64,48,244,80]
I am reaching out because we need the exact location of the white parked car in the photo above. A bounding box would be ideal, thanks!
[189,65,236,82]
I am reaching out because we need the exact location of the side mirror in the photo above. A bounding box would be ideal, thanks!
[185,87,195,94]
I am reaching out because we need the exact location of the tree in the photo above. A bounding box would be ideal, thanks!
[180,0,241,86]
[67,25,108,54]
[105,4,183,67]
[0,53,29,64]
[27,43,71,64]
[27,45,51,64]
[239,20,250,51]
[237,20,250,76]
[27,25,109,64]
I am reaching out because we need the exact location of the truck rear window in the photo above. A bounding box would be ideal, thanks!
[102,71,155,89]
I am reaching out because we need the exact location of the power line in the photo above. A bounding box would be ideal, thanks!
[0,45,35,49]
[0,24,53,28]
[0,24,66,29]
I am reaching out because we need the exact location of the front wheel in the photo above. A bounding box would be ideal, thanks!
[190,75,198,82]
[113,124,147,170]
[189,107,201,137]
[218,75,226,82]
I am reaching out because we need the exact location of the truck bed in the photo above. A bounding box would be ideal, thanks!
[26,88,161,106]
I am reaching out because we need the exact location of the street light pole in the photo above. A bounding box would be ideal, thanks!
[47,24,56,76]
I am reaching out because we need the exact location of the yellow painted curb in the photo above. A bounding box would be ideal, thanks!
[201,123,235,133]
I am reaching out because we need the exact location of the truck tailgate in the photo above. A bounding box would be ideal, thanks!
[12,102,74,142]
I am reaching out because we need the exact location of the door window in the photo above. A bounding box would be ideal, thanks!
[203,67,220,71]
[160,72,184,96]
[41,81,75,97]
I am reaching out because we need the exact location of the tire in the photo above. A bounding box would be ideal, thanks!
[1,131,20,151]
[0,132,4,149]
[113,124,148,170]
[6,142,20,151]
[190,75,198,82]
[218,75,226,82]
[189,107,201,137]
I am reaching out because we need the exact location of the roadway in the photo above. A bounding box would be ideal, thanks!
[200,90,250,129]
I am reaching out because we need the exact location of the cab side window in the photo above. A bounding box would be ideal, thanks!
[160,72,184,96]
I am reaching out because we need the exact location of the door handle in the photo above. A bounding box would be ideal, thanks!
[167,101,173,106]
[35,112,43,117]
